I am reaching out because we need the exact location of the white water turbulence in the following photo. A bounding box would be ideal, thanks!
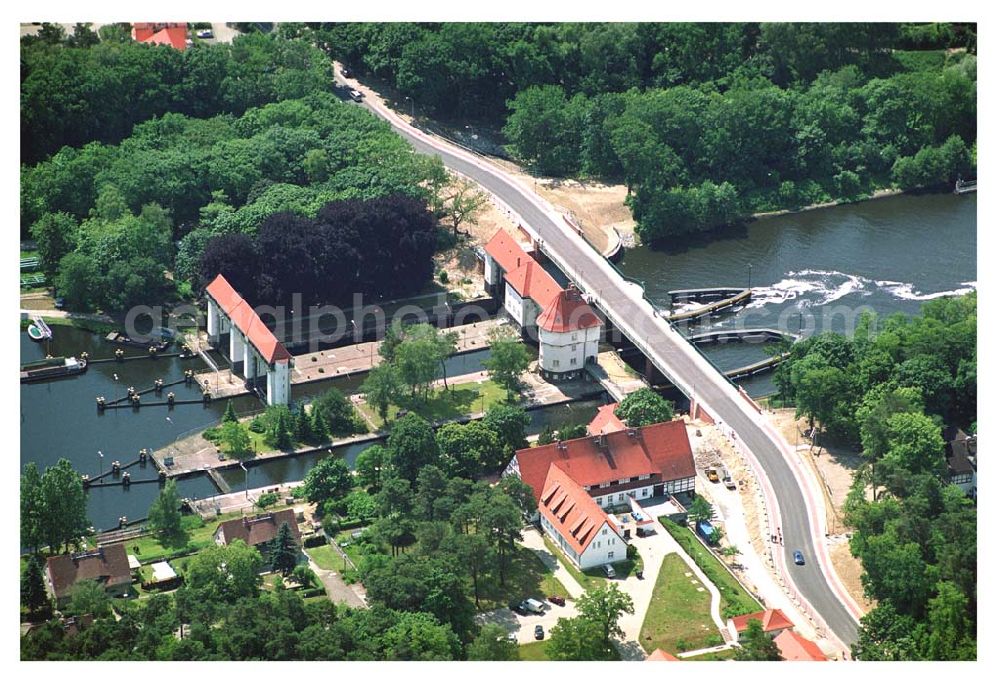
[749,270,977,309]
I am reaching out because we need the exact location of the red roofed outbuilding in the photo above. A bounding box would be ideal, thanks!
[588,403,626,436]
[505,419,696,511]
[728,609,795,641]
[132,23,188,50]
[774,629,827,661]
[646,648,680,661]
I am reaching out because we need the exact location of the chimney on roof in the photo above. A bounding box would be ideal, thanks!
[517,257,521,268]
[627,428,637,440]
[566,284,581,300]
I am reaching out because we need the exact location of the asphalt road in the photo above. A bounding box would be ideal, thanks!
[348,88,859,648]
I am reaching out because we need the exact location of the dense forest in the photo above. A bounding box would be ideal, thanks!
[314,22,977,241]
[774,293,976,660]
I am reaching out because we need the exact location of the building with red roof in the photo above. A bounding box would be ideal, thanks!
[538,463,626,569]
[645,648,680,661]
[727,608,795,641]
[483,229,601,379]
[205,274,293,406]
[774,629,827,661]
[505,419,696,512]
[132,23,188,50]
[588,403,626,436]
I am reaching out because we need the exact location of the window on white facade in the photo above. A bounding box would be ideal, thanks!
[596,497,602,505]
[618,493,625,502]
[571,343,578,352]
[608,551,614,559]
[570,357,577,366]
[601,528,608,535]
[552,359,559,368]
[572,333,578,341]
[642,489,648,497]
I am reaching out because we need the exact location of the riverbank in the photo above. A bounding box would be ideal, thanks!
[750,187,905,221]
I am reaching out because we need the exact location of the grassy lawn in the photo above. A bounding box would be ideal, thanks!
[518,641,549,660]
[640,553,725,654]
[333,533,368,569]
[681,648,736,661]
[660,518,761,619]
[306,544,343,572]
[540,535,640,593]
[474,546,570,611]
[358,379,511,428]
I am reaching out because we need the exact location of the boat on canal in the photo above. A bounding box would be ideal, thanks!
[20,356,88,383]
[105,328,173,351]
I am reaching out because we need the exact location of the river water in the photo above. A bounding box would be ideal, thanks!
[619,192,977,396]
[20,193,975,530]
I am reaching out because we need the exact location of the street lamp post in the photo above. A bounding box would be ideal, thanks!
[747,263,753,291]
[240,462,249,501]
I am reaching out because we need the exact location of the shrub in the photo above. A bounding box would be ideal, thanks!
[256,492,279,509]
[438,270,449,284]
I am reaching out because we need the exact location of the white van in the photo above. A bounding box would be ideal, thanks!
[524,598,545,614]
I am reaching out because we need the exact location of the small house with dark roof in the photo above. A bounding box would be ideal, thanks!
[944,427,977,497]
[538,463,626,569]
[214,509,301,550]
[45,544,132,605]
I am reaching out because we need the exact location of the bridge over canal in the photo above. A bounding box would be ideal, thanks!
[351,85,863,651]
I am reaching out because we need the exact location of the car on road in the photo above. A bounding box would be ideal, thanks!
[508,600,527,616]
[547,595,566,607]
[534,625,544,640]
[197,29,213,39]
[507,632,517,643]
[793,550,805,565]
[603,564,616,579]
[341,67,353,78]
[348,89,364,102]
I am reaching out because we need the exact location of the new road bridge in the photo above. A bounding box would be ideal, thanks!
[342,71,862,650]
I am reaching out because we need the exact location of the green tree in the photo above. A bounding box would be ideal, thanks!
[54,252,99,311]
[734,619,782,660]
[395,329,441,398]
[222,400,238,423]
[576,583,635,651]
[30,212,78,280]
[343,490,378,520]
[923,580,976,660]
[852,604,921,661]
[219,420,253,459]
[482,328,531,400]
[147,479,183,540]
[440,177,488,235]
[468,624,519,660]
[687,494,714,524]
[355,444,388,492]
[503,85,586,175]
[614,387,675,426]
[268,522,299,576]
[451,532,492,609]
[20,462,44,553]
[40,459,90,553]
[380,611,460,660]
[302,457,354,508]
[546,615,610,660]
[67,579,111,618]
[310,408,330,443]
[386,413,439,483]
[293,404,314,443]
[361,363,404,423]
[435,421,504,478]
[186,540,263,602]
[497,474,536,519]
[264,406,294,449]
[21,555,50,617]
[483,403,530,455]
[312,388,361,436]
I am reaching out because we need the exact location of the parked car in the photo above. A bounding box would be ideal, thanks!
[509,601,527,616]
[522,598,545,615]
[197,29,213,39]
[603,564,616,579]
[349,89,364,102]
[547,595,566,607]
[534,625,544,640]
[507,632,518,643]
[793,550,805,565]
[341,66,353,78]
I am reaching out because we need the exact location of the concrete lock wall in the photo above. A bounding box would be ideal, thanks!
[207,298,220,340]
[229,331,246,365]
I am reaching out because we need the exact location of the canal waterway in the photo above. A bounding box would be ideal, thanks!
[21,193,975,530]
[619,192,977,396]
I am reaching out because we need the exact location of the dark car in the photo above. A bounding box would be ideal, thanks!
[508,601,527,616]
[793,550,805,565]
[534,625,544,640]
[547,595,566,607]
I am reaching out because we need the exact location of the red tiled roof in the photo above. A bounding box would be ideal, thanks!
[484,229,532,275]
[536,286,601,333]
[731,608,795,634]
[45,544,131,600]
[512,420,696,504]
[144,26,188,50]
[505,259,561,310]
[646,648,680,661]
[587,403,625,436]
[774,630,827,661]
[215,509,301,547]
[539,463,622,555]
[206,274,292,365]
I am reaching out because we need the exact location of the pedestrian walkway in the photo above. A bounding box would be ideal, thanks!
[304,553,366,609]
[520,527,585,599]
